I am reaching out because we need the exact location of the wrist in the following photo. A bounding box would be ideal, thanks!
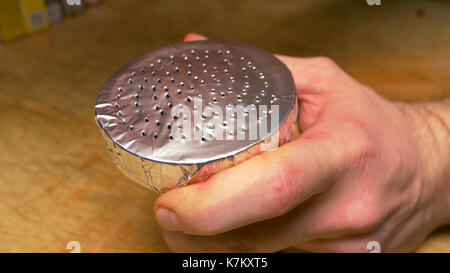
[397,100,450,227]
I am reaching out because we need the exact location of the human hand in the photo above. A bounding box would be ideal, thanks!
[153,33,450,252]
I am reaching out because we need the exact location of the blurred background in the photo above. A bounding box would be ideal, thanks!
[0,0,449,252]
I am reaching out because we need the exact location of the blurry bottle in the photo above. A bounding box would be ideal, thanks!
[46,0,64,24]
[0,0,50,42]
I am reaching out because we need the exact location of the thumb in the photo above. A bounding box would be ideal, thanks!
[153,125,343,236]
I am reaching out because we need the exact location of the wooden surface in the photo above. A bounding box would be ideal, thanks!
[0,0,449,252]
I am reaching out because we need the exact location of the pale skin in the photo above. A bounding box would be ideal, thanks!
[153,33,450,252]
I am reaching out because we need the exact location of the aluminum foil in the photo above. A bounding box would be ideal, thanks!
[95,40,298,193]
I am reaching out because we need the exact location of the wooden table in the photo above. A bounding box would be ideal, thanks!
[0,0,448,252]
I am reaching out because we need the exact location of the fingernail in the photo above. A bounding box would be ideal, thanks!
[184,33,195,41]
[155,207,181,231]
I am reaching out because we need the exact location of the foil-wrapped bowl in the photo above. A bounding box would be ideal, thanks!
[95,40,298,193]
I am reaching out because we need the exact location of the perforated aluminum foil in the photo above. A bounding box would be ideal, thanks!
[95,40,298,193]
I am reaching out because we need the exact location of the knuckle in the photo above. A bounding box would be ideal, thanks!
[261,154,302,216]
[355,212,382,232]
[308,56,350,91]
[267,179,299,216]
[312,56,337,69]
[353,135,372,158]
[189,202,219,235]
[334,113,377,166]
[340,202,384,233]
[343,130,375,166]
